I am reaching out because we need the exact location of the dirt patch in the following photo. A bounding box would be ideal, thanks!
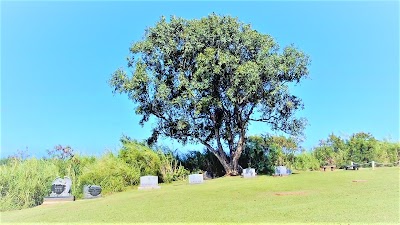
[352,180,368,182]
[274,191,308,196]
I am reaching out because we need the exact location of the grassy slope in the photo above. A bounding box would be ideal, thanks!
[1,167,399,225]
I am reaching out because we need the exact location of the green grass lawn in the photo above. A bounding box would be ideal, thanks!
[1,167,399,225]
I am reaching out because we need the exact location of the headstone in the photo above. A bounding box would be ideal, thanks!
[83,185,102,199]
[49,176,72,197]
[203,171,214,180]
[242,168,256,178]
[274,166,290,176]
[138,175,160,190]
[43,176,75,203]
[372,161,375,170]
[189,174,204,184]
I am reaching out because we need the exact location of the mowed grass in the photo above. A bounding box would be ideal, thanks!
[1,167,399,225]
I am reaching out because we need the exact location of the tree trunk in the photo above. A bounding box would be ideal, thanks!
[212,151,235,175]
[208,141,246,176]
[230,132,246,176]
[216,153,241,176]
[230,151,242,176]
[207,148,238,176]
[202,135,245,176]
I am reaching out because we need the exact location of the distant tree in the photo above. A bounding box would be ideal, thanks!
[239,135,279,175]
[265,135,298,167]
[293,151,320,171]
[313,142,335,166]
[314,134,347,167]
[373,140,400,164]
[347,132,377,163]
[385,142,400,163]
[326,134,348,166]
[110,14,310,175]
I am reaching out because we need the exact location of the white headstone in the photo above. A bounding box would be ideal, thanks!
[275,166,291,176]
[278,166,287,175]
[138,176,160,190]
[242,168,256,178]
[189,174,204,184]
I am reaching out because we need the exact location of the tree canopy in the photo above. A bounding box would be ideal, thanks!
[110,14,310,175]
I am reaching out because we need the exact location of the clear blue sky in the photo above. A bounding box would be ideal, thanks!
[1,1,399,158]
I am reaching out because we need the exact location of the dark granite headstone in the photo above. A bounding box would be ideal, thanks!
[83,185,102,199]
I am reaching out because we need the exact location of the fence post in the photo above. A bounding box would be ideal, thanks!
[372,161,375,170]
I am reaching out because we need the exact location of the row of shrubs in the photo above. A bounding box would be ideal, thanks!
[0,158,58,210]
[2,132,398,211]
[0,139,189,211]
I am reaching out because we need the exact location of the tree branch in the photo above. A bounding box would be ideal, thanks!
[249,115,279,122]
[245,104,256,122]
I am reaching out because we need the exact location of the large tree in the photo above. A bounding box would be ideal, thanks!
[347,132,377,163]
[110,14,310,175]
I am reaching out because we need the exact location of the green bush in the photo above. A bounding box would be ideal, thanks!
[158,152,189,183]
[119,139,161,176]
[79,153,140,194]
[0,158,58,211]
[118,138,190,183]
[294,152,320,171]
